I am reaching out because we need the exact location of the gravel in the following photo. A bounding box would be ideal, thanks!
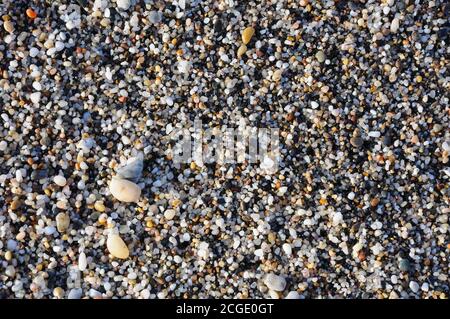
[0,0,448,300]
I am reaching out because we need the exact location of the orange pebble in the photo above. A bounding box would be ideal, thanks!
[26,8,37,19]
[118,96,127,103]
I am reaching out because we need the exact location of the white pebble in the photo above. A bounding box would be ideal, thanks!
[263,273,286,291]
[116,0,131,10]
[285,291,301,299]
[409,281,420,293]
[30,92,41,104]
[78,252,87,271]
[53,175,67,187]
[390,18,400,33]
[164,209,176,220]
[282,243,292,255]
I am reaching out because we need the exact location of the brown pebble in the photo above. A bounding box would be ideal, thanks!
[10,199,21,210]
[358,250,366,262]
[370,197,380,207]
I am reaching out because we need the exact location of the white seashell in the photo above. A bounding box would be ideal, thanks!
[109,177,141,203]
[106,234,129,259]
[116,153,143,182]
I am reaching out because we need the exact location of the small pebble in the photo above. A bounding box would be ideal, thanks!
[56,213,70,232]
[242,26,255,44]
[53,175,67,187]
[68,288,83,299]
[263,273,286,292]
[109,177,141,203]
[106,233,130,259]
[3,21,14,33]
[78,252,87,271]
[116,0,131,10]
[315,50,325,63]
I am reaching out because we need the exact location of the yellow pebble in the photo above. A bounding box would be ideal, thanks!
[94,201,106,212]
[5,251,12,261]
[237,44,247,58]
[242,26,255,45]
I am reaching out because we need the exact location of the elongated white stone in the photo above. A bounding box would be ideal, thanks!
[78,252,87,271]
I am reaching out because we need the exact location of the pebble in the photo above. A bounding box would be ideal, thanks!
[68,288,83,299]
[53,175,67,187]
[53,287,64,299]
[315,50,325,63]
[237,44,247,58]
[106,233,130,259]
[409,281,420,293]
[390,18,400,33]
[263,273,286,292]
[44,226,56,236]
[282,243,292,255]
[29,92,41,104]
[148,11,162,24]
[350,136,364,148]
[78,252,87,271]
[55,213,70,232]
[177,60,191,74]
[29,48,39,58]
[0,141,7,151]
[241,27,255,44]
[116,0,131,10]
[5,251,13,261]
[272,69,283,82]
[399,259,411,272]
[116,153,144,182]
[3,21,14,33]
[10,199,21,211]
[109,177,141,203]
[285,291,301,299]
[94,201,106,212]
[164,209,176,220]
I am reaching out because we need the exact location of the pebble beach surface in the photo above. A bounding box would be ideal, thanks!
[0,0,449,299]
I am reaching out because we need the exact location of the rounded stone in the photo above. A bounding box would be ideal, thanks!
[56,212,70,232]
[106,234,130,259]
[53,175,67,187]
[263,273,286,292]
[242,26,255,44]
[109,177,141,203]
